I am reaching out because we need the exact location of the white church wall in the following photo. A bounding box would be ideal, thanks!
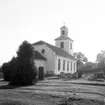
[33,44,56,74]
[55,55,76,75]
[55,39,73,55]
[34,60,46,73]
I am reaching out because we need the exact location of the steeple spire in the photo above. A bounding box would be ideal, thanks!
[60,25,68,36]
[55,25,74,55]
[63,22,65,26]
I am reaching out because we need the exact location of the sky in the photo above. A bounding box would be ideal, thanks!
[0,0,105,65]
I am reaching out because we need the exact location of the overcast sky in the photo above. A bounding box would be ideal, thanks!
[0,0,105,65]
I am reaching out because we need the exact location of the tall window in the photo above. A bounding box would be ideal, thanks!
[71,62,72,71]
[61,42,64,48]
[63,60,65,71]
[58,59,60,71]
[70,43,72,49]
[67,61,69,71]
[74,62,75,72]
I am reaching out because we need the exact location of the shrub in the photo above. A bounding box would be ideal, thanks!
[59,72,68,80]
[96,72,105,79]
[2,63,9,81]
[10,41,37,85]
[1,57,17,81]
[65,73,72,79]
[10,60,37,85]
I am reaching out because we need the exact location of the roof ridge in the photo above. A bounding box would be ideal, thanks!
[32,40,76,60]
[43,42,76,60]
[55,36,74,41]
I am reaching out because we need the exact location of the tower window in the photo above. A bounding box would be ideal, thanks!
[61,42,64,48]
[62,30,65,35]
[58,59,60,71]
[70,43,72,49]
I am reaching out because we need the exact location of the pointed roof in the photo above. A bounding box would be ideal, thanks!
[55,25,73,41]
[55,36,73,41]
[60,25,67,29]
[32,41,76,61]
[34,50,46,60]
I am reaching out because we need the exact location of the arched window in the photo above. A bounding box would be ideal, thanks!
[74,62,75,72]
[61,42,64,48]
[67,61,69,71]
[63,60,65,71]
[70,43,72,49]
[58,59,60,70]
[71,62,72,71]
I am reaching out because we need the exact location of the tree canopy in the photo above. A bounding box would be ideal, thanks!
[73,52,88,63]
[73,52,88,70]
[96,50,105,68]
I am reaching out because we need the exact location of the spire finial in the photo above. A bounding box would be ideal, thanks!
[63,22,65,26]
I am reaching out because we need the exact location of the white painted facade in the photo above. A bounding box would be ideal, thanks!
[55,39,73,55]
[34,60,46,74]
[55,55,76,75]
[33,44,56,75]
[55,25,73,55]
[33,25,77,75]
[33,44,76,75]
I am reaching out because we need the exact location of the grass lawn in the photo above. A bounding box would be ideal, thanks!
[0,90,104,105]
[0,79,105,105]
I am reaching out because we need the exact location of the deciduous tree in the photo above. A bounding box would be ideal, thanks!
[73,52,88,70]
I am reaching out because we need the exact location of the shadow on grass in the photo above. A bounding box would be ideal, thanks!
[0,84,24,89]
[71,82,105,86]
[0,81,34,89]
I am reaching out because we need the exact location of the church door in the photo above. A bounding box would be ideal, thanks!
[38,67,44,80]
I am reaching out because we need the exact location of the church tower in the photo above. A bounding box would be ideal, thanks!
[55,25,73,55]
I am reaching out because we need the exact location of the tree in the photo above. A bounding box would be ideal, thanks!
[74,52,88,63]
[96,50,105,68]
[82,62,96,70]
[73,52,88,70]
[10,41,37,85]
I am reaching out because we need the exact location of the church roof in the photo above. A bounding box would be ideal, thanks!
[60,25,68,29]
[34,50,46,60]
[55,36,74,41]
[33,41,76,61]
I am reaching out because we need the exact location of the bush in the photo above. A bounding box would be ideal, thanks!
[58,72,68,80]
[10,41,37,85]
[96,72,105,79]
[2,63,10,81]
[10,60,37,85]
[1,57,17,81]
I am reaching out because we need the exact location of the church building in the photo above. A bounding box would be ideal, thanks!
[32,25,77,76]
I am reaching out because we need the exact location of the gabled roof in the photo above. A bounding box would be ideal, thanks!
[55,36,73,41]
[34,50,46,60]
[60,25,68,29]
[33,41,76,61]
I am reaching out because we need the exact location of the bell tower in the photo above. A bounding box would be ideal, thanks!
[55,25,73,55]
